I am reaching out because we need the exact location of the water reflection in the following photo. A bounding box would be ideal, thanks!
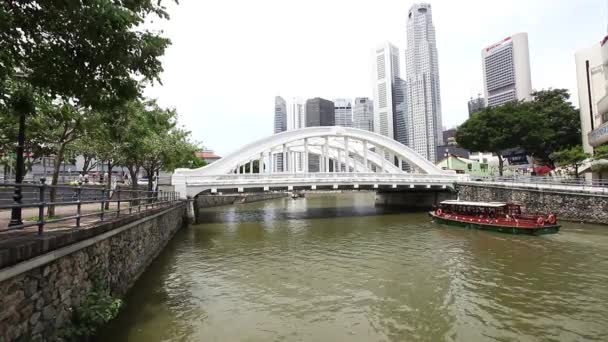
[98,193,608,342]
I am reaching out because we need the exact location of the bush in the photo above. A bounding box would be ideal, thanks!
[60,285,122,341]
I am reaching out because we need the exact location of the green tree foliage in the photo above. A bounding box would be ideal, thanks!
[116,100,201,191]
[59,285,122,341]
[549,145,590,178]
[591,144,608,173]
[456,103,520,175]
[520,89,581,165]
[1,1,172,107]
[456,89,582,174]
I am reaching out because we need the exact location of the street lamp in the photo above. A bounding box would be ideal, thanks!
[8,103,27,226]
[8,78,34,227]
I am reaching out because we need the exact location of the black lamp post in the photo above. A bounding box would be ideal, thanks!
[8,108,26,227]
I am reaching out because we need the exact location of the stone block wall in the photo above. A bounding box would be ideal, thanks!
[457,183,608,224]
[0,204,185,342]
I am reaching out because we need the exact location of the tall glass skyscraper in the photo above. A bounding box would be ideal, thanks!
[333,98,353,127]
[405,3,443,163]
[274,96,287,171]
[353,97,374,132]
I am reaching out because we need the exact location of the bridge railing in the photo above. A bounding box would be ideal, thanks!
[185,172,465,184]
[465,175,608,194]
[0,179,181,236]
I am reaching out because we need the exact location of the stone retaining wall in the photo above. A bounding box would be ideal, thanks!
[456,183,608,224]
[0,203,186,342]
[196,192,288,208]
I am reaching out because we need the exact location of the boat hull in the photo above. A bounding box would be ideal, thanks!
[429,213,560,236]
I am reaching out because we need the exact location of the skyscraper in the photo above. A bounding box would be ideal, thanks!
[405,3,443,163]
[372,42,402,140]
[306,97,335,172]
[482,32,532,107]
[305,97,335,127]
[288,97,306,131]
[333,98,353,127]
[353,97,374,131]
[288,97,306,171]
[274,96,287,171]
[274,96,287,133]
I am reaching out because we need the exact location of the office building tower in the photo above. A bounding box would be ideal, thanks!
[305,97,334,172]
[333,98,353,127]
[274,96,287,133]
[468,95,485,117]
[287,97,306,171]
[288,97,306,130]
[482,32,533,107]
[353,97,374,131]
[393,77,408,146]
[305,97,335,127]
[372,42,402,139]
[405,3,443,163]
[274,96,287,171]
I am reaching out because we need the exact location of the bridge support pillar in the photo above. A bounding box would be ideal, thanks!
[375,190,455,210]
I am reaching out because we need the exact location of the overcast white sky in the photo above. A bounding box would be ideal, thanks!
[145,0,607,156]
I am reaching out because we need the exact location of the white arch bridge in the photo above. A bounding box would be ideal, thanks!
[172,127,466,199]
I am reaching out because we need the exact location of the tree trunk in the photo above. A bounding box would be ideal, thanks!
[104,161,113,210]
[48,144,66,217]
[574,164,579,179]
[497,154,504,176]
[127,165,139,206]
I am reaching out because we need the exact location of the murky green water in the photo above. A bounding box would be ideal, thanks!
[98,193,608,341]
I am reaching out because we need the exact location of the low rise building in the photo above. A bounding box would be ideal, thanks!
[575,35,608,179]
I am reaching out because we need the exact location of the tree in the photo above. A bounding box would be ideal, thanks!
[1,1,173,214]
[456,104,519,175]
[116,100,201,192]
[591,144,608,174]
[550,145,590,178]
[519,89,581,166]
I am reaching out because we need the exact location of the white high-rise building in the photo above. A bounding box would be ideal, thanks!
[288,97,306,131]
[482,32,533,107]
[287,97,306,171]
[333,98,353,127]
[372,42,401,139]
[405,3,443,163]
[353,97,374,132]
[575,36,608,156]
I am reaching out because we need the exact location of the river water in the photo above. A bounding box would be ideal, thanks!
[98,193,608,342]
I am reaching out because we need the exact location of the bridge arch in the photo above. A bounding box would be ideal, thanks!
[172,127,452,197]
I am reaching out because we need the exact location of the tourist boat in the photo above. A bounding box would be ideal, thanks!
[429,200,560,235]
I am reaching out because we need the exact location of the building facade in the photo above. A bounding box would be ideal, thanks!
[333,98,353,127]
[353,97,374,132]
[305,97,335,172]
[468,95,485,117]
[405,3,443,163]
[576,36,608,153]
[575,36,608,180]
[288,97,306,131]
[305,97,335,127]
[274,96,287,171]
[287,97,306,171]
[482,32,532,107]
[372,42,402,140]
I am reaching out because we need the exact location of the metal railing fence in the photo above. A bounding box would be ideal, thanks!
[465,175,608,194]
[0,180,181,235]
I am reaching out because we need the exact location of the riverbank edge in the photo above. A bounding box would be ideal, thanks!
[0,203,186,342]
[456,183,608,225]
[193,192,289,222]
